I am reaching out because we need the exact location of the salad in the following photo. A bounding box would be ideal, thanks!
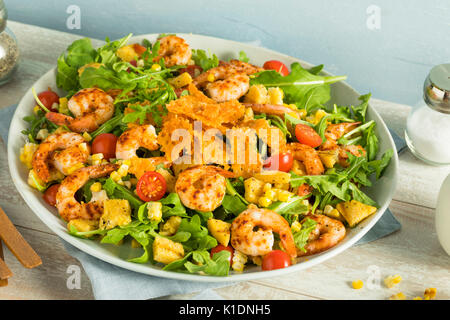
[19,34,393,276]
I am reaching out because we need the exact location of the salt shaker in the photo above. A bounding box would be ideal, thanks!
[405,64,450,165]
[0,0,19,86]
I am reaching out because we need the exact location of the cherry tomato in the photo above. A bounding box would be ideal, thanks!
[264,152,293,172]
[263,60,289,76]
[91,133,118,160]
[178,65,203,78]
[136,171,167,202]
[37,90,59,112]
[295,124,323,148]
[210,244,234,264]
[43,184,60,207]
[262,250,292,271]
[133,43,147,56]
[297,183,312,198]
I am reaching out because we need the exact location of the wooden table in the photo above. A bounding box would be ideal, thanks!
[0,21,449,300]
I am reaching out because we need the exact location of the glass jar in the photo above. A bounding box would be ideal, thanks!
[0,0,19,86]
[405,64,450,165]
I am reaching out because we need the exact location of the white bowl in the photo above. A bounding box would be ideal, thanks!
[436,174,450,256]
[7,33,398,282]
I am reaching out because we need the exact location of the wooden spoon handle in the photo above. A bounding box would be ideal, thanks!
[0,207,42,269]
[0,240,11,285]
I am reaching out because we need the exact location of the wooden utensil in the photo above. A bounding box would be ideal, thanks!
[0,206,42,269]
[0,240,10,286]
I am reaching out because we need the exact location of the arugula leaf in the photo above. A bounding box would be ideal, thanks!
[65,38,97,68]
[238,50,249,63]
[222,194,247,216]
[160,193,188,218]
[178,215,217,251]
[102,178,144,209]
[293,218,317,252]
[56,53,79,91]
[185,250,231,276]
[250,62,346,107]
[351,93,371,123]
[365,149,394,179]
[192,49,219,71]
[268,196,309,216]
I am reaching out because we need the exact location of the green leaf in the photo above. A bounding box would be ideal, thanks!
[250,62,346,106]
[293,218,317,252]
[268,196,309,215]
[351,93,371,123]
[56,53,79,91]
[222,194,247,216]
[102,178,144,209]
[65,38,97,68]
[238,50,249,63]
[160,193,188,218]
[192,49,219,71]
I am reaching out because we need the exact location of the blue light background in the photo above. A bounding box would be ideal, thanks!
[5,0,450,105]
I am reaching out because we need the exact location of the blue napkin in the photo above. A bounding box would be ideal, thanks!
[0,103,402,299]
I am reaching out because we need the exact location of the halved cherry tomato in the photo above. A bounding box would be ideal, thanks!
[43,184,60,207]
[295,123,323,148]
[210,244,234,264]
[178,65,203,78]
[264,152,293,172]
[136,171,167,202]
[297,183,312,198]
[37,90,59,112]
[91,133,117,160]
[262,250,292,271]
[263,60,289,76]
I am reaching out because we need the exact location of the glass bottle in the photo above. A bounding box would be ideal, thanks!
[0,0,20,86]
[405,64,450,165]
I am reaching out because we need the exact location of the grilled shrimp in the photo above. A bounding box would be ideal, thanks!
[194,60,263,102]
[321,122,360,150]
[56,164,118,221]
[51,144,91,175]
[230,207,297,258]
[243,103,303,118]
[286,143,325,175]
[32,132,86,183]
[155,35,192,67]
[46,88,114,133]
[115,124,159,160]
[297,215,346,256]
[175,165,235,212]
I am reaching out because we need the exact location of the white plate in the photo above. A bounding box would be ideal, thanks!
[7,33,399,282]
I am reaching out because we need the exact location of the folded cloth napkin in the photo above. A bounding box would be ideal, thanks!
[0,103,403,299]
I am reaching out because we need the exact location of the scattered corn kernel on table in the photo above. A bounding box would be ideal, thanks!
[1,21,449,300]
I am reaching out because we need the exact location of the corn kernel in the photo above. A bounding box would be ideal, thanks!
[78,142,88,153]
[323,205,334,215]
[389,292,406,300]
[151,64,161,71]
[424,288,436,300]
[59,97,69,114]
[147,201,163,222]
[90,182,102,193]
[20,143,39,169]
[110,171,121,182]
[244,85,268,104]
[123,181,132,189]
[264,189,277,201]
[82,132,92,142]
[251,256,262,266]
[137,59,145,68]
[36,128,49,140]
[352,280,364,290]
[117,164,129,177]
[263,183,272,192]
[275,189,292,202]
[33,105,40,114]
[413,297,423,300]
[291,220,302,233]
[232,250,248,272]
[122,159,131,167]
[384,275,402,288]
[207,73,215,82]
[258,196,272,208]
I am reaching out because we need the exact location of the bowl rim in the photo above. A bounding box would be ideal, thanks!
[7,32,399,282]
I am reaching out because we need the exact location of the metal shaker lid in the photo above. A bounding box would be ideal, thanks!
[424,64,450,114]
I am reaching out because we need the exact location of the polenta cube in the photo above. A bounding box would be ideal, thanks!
[116,45,140,62]
[168,72,193,89]
[267,87,284,105]
[153,236,184,265]
[336,200,377,227]
[147,201,163,222]
[318,150,339,169]
[244,85,268,104]
[99,199,132,230]
[159,216,182,236]
[156,168,176,193]
[207,219,231,246]
[20,143,38,169]
[67,219,99,237]
[254,171,291,185]
[291,160,307,176]
[244,177,266,203]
